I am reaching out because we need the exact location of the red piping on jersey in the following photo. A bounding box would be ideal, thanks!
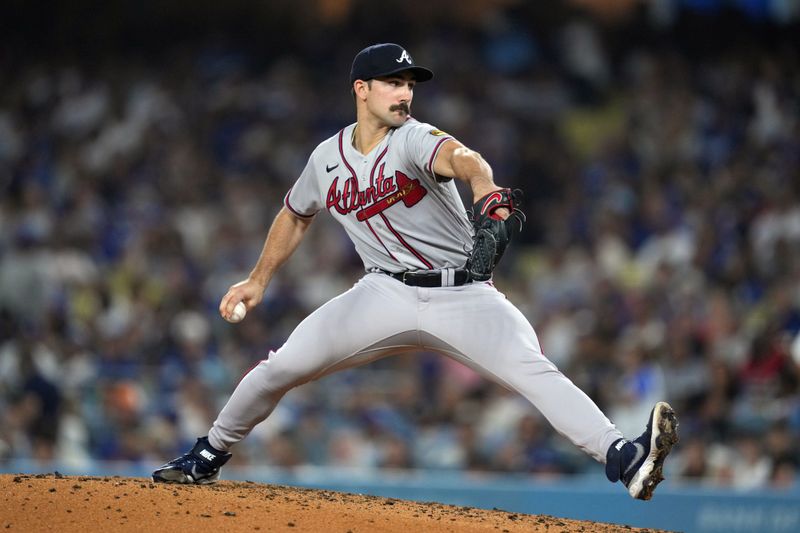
[362,146,397,260]
[339,127,432,269]
[427,136,453,175]
[338,129,359,181]
[370,146,389,187]
[284,188,316,218]
[365,219,398,261]
[369,136,433,269]
[379,212,434,269]
[339,129,397,262]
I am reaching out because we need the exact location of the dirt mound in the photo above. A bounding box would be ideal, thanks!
[1,473,663,532]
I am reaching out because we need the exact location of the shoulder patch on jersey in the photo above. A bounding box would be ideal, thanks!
[429,129,448,137]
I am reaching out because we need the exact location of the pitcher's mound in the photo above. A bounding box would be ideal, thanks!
[1,473,662,532]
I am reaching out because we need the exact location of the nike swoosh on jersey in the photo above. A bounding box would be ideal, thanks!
[326,163,339,172]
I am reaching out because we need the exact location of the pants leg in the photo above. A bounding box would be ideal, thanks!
[421,282,622,462]
[209,274,417,451]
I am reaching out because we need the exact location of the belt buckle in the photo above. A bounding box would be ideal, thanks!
[401,271,410,284]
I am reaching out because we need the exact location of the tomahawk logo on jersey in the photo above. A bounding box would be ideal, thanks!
[325,169,427,221]
[284,119,473,273]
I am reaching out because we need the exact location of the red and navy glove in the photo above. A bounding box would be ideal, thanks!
[466,188,525,281]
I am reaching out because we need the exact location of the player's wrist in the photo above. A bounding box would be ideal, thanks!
[247,274,269,292]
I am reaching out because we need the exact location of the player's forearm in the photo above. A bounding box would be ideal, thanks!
[248,207,313,288]
[450,147,500,202]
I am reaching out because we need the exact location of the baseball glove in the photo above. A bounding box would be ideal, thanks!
[466,188,525,281]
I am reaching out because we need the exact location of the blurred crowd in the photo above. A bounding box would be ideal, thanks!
[1,5,799,492]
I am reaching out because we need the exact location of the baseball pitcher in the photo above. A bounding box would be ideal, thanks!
[153,43,678,500]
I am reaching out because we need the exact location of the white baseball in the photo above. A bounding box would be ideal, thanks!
[226,301,247,323]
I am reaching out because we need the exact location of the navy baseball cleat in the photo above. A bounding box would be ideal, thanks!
[606,402,679,500]
[152,437,232,484]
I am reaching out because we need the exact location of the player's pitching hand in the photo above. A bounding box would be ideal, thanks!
[219,279,266,322]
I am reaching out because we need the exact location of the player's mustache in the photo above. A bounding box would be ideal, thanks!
[390,103,410,114]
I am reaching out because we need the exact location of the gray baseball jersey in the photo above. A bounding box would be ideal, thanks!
[207,118,623,468]
[284,119,473,272]
[159,43,672,493]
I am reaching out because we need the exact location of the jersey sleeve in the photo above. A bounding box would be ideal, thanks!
[284,151,322,218]
[400,121,455,179]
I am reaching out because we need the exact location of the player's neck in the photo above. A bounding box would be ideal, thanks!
[352,120,391,155]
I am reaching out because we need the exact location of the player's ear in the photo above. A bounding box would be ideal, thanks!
[353,79,369,101]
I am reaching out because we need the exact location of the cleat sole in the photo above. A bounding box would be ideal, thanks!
[633,402,679,500]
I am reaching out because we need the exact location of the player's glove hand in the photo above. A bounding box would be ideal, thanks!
[466,188,525,282]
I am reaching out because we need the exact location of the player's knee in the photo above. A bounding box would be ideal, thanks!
[251,358,316,393]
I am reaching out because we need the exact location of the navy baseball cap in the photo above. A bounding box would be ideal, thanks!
[350,43,434,84]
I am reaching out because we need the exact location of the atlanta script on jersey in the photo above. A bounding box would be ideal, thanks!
[285,119,473,273]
